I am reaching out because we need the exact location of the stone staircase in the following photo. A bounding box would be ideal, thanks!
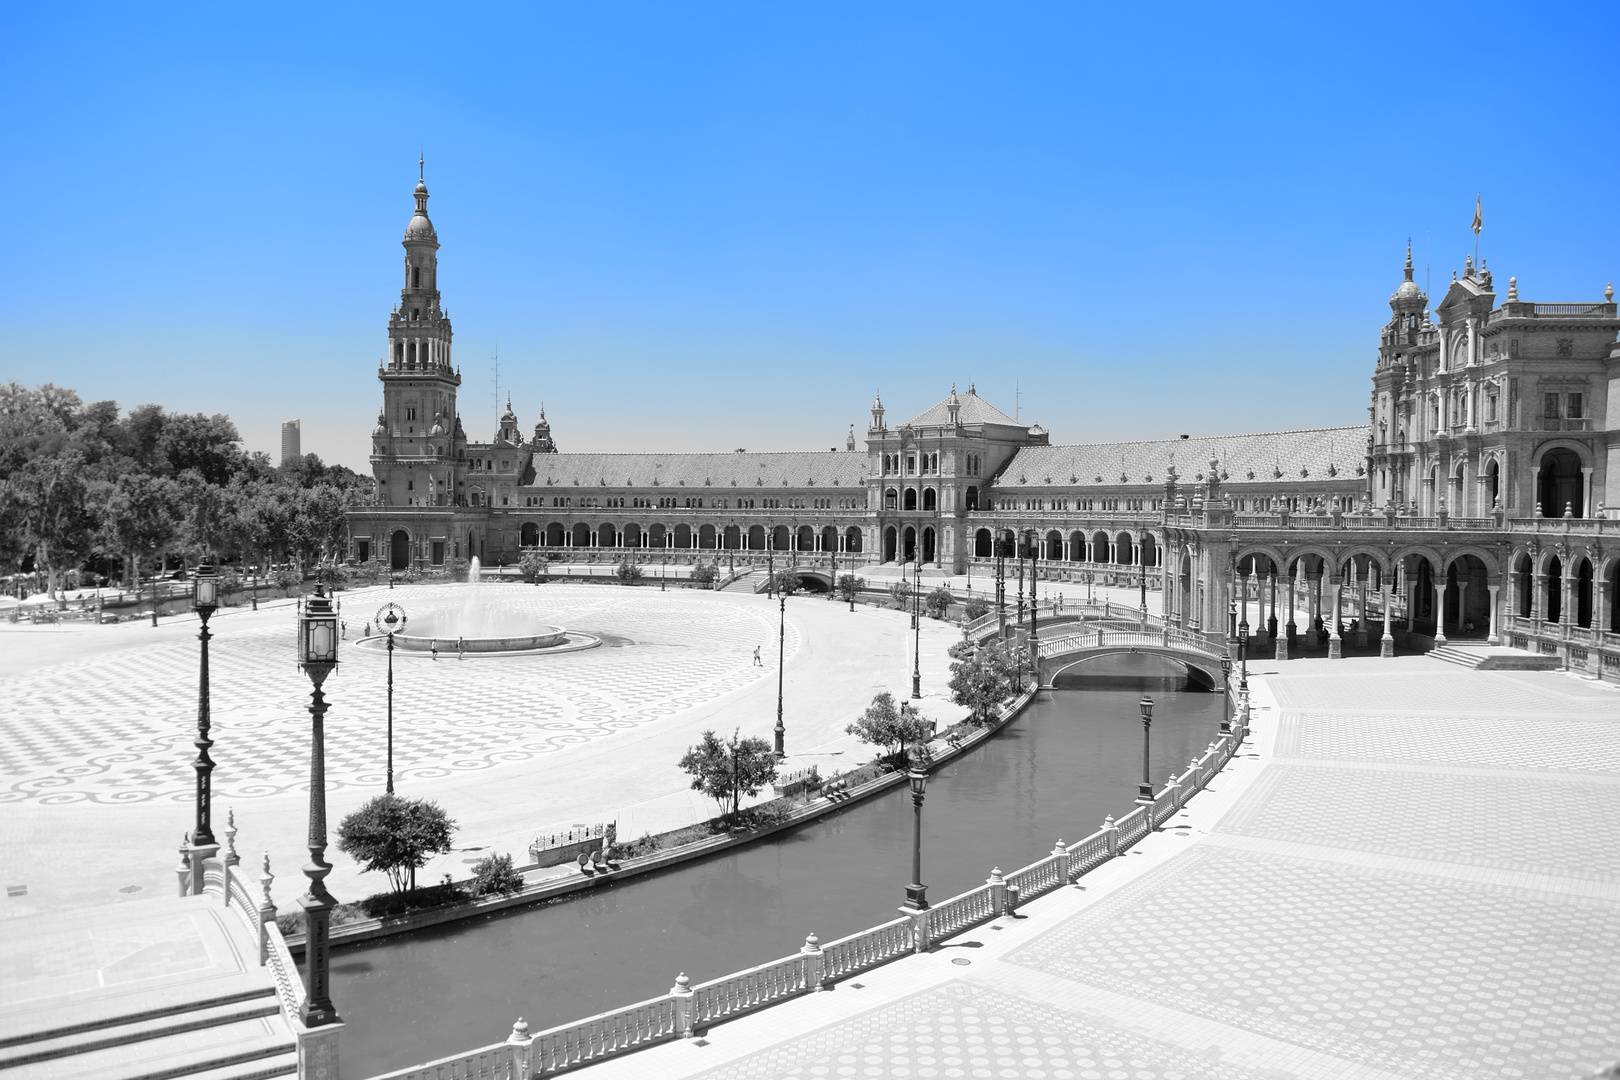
[0,976,296,1080]
[1429,643,1561,671]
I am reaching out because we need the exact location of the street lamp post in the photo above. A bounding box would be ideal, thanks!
[901,746,929,911]
[250,563,258,612]
[295,587,341,1027]
[1137,695,1155,805]
[1219,655,1232,734]
[910,558,922,699]
[1238,618,1250,693]
[775,590,787,758]
[188,566,220,894]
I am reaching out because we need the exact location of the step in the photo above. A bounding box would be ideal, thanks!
[0,995,282,1069]
[175,1050,297,1080]
[2,1018,294,1080]
[1429,646,1482,668]
[0,974,277,1050]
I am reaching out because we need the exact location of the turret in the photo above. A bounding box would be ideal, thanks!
[871,391,885,431]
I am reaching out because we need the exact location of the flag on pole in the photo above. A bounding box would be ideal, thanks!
[1471,194,1483,236]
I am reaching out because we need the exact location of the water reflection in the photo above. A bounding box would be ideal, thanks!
[332,656,1221,1076]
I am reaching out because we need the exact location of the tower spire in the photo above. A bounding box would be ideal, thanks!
[420,153,424,181]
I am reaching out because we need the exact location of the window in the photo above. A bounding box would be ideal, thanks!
[406,479,415,491]
[1545,393,1560,419]
[406,407,418,421]
[1568,393,1584,419]
[413,266,420,288]
[1487,395,1498,421]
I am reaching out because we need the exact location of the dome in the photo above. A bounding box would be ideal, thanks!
[1389,243,1425,314]
[372,411,386,436]
[405,213,436,241]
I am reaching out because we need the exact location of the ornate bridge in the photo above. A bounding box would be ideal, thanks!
[1036,626,1227,687]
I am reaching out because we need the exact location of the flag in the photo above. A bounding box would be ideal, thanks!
[1471,194,1483,236]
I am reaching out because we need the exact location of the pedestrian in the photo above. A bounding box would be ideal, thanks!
[341,620,347,639]
[753,645,762,666]
[431,642,439,661]
[458,636,464,660]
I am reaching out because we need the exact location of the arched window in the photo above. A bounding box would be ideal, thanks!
[922,488,937,511]
[412,266,421,288]
[904,488,918,511]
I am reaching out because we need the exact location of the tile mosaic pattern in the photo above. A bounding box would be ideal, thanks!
[1215,764,1620,879]
[1278,712,1620,773]
[1004,845,1620,1079]
[0,585,793,805]
[684,981,1275,1080]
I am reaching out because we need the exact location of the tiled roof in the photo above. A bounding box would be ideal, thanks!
[999,426,1369,488]
[525,451,869,490]
[904,389,1024,428]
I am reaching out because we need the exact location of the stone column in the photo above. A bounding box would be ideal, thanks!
[1596,578,1611,635]
[1327,580,1343,659]
[1306,573,1322,649]
[1283,566,1298,655]
[1238,566,1250,634]
[1583,467,1594,518]
[1487,584,1501,645]
[1268,571,1279,640]
[1562,568,1573,629]
[1457,580,1470,636]
[1380,579,1395,657]
[1434,579,1448,646]
[1356,569,1369,648]
[1531,572,1544,625]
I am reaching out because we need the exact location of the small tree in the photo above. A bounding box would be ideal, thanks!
[837,573,864,608]
[468,852,525,896]
[845,691,934,768]
[336,794,458,894]
[948,639,1021,725]
[314,562,350,590]
[678,728,780,821]
[963,595,990,622]
[925,586,953,620]
[273,566,301,597]
[690,562,717,588]
[889,579,912,610]
[616,558,644,585]
[773,568,801,596]
[519,550,549,583]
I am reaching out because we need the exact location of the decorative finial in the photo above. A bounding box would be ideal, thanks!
[419,153,424,181]
[1404,239,1413,280]
[1508,276,1519,301]
[1607,283,1615,302]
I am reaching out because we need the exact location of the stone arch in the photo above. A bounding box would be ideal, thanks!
[1068,530,1085,562]
[623,522,643,548]
[519,522,540,546]
[845,526,863,553]
[904,487,918,511]
[820,525,837,552]
[922,526,936,564]
[747,524,766,550]
[723,524,741,550]
[922,487,937,511]
[674,524,693,549]
[1545,552,1564,623]
[1445,553,1491,636]
[390,528,411,570]
[1536,443,1587,518]
[884,487,898,511]
[903,525,917,563]
[546,522,566,546]
[1575,554,1595,628]
[1044,529,1062,561]
[1115,532,1135,566]
[571,522,591,548]
[1091,530,1111,564]
[698,523,716,549]
[772,525,790,551]
[975,528,993,558]
[1514,550,1534,618]
[1139,533,1159,568]
[648,523,668,548]
[883,526,898,562]
[796,525,814,552]
[598,522,618,548]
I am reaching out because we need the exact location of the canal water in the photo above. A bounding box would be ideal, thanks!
[330,658,1223,1076]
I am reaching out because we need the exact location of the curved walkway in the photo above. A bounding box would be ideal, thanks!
[574,657,1620,1080]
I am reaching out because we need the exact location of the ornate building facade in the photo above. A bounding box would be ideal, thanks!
[348,175,1620,672]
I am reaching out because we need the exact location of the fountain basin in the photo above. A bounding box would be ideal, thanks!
[391,626,568,653]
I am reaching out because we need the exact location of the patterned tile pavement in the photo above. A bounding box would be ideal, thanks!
[1278,712,1620,773]
[0,584,792,805]
[685,981,1278,1080]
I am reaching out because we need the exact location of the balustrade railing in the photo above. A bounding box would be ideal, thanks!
[1114,804,1150,848]
[925,884,996,939]
[819,917,915,981]
[689,952,815,1028]
[1003,852,1064,900]
[529,996,679,1075]
[1065,829,1111,877]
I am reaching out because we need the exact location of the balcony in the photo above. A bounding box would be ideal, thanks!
[1539,417,1593,432]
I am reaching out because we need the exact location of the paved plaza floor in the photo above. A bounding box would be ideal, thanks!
[575,658,1620,1080]
[0,581,969,915]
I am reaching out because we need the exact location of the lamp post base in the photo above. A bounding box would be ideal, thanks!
[901,883,929,911]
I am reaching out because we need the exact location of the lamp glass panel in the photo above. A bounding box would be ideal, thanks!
[306,621,337,662]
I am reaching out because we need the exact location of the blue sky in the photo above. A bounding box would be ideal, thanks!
[4,3,1616,468]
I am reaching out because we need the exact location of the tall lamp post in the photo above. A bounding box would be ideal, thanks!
[1238,618,1250,693]
[1219,655,1232,734]
[901,745,929,910]
[188,566,220,893]
[910,558,922,699]
[377,603,408,794]
[774,587,787,758]
[1137,695,1155,806]
[296,587,341,1027]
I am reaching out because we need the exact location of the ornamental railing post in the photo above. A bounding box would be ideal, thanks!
[1102,814,1119,857]
[1051,837,1070,885]
[671,973,694,1038]
[506,1017,532,1079]
[1167,771,1182,812]
[801,933,825,991]
[986,867,1006,916]
[258,852,276,967]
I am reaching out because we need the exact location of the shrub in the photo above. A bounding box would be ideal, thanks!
[837,573,864,604]
[690,563,717,587]
[889,579,912,610]
[468,852,526,896]
[772,568,801,595]
[925,586,953,620]
[314,562,350,590]
[963,595,990,622]
[616,558,644,585]
[519,550,549,583]
[273,566,301,597]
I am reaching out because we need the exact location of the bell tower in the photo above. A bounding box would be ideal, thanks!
[372,161,463,507]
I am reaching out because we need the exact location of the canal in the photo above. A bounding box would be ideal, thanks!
[330,659,1224,1076]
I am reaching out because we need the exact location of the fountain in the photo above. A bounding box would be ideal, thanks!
[360,558,595,655]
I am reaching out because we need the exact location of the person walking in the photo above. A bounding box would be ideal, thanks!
[753,645,762,666]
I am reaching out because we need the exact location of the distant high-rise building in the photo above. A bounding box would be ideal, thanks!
[281,420,301,466]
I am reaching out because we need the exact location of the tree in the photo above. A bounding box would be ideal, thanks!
[845,691,934,768]
[93,472,180,590]
[889,579,912,610]
[963,596,991,622]
[519,550,549,583]
[690,562,717,588]
[4,449,98,599]
[948,639,1021,725]
[616,557,644,585]
[837,573,864,606]
[773,568,801,596]
[678,728,779,821]
[925,586,953,620]
[336,794,458,894]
